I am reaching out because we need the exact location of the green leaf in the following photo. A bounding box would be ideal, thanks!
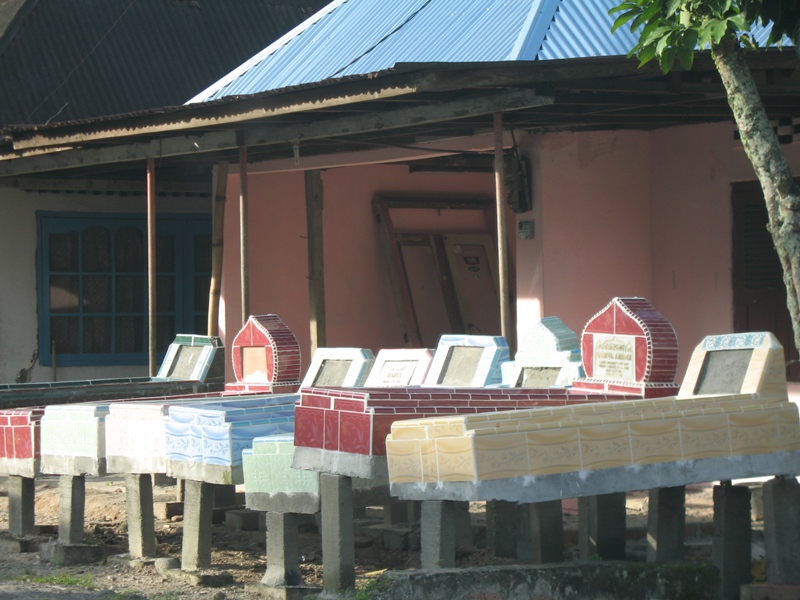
[658,46,677,73]
[665,0,683,16]
[637,43,657,66]
[676,35,695,69]
[611,9,640,33]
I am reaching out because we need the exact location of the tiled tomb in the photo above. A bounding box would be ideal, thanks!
[291,298,677,480]
[106,314,302,475]
[385,331,800,502]
[242,348,434,514]
[0,334,225,411]
[164,396,298,485]
[0,335,225,480]
[501,316,584,388]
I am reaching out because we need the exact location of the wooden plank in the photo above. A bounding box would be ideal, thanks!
[207,162,228,337]
[305,170,326,354]
[239,147,250,326]
[0,89,553,177]
[372,197,422,348]
[0,177,210,195]
[147,159,157,377]
[494,113,512,352]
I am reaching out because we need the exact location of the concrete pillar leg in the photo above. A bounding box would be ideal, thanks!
[647,486,685,562]
[712,482,751,600]
[181,479,214,571]
[59,475,85,545]
[8,475,35,537]
[421,500,455,569]
[321,474,355,595]
[578,493,626,560]
[530,500,564,564]
[176,478,185,502]
[453,501,473,547]
[383,501,407,526]
[762,476,800,585]
[262,512,302,587]
[126,473,157,558]
[408,501,422,526]
[486,500,518,558]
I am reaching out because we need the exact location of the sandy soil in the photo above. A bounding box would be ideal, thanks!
[0,476,724,599]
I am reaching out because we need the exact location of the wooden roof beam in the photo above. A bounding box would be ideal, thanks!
[0,89,553,177]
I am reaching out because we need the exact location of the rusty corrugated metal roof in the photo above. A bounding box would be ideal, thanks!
[0,0,330,127]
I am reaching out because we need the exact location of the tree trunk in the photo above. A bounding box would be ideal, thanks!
[712,38,800,356]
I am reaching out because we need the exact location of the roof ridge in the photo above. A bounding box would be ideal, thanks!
[508,0,561,60]
[186,0,347,104]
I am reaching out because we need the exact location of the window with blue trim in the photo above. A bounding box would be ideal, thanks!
[37,212,211,367]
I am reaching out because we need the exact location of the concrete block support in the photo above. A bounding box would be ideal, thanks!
[529,500,564,564]
[59,475,86,545]
[126,473,157,558]
[321,474,355,595]
[578,493,626,560]
[762,476,800,585]
[421,500,455,569]
[182,479,214,571]
[262,512,302,587]
[487,500,518,558]
[454,501,473,547]
[8,475,35,537]
[647,486,685,562]
[713,482,751,600]
[213,483,237,508]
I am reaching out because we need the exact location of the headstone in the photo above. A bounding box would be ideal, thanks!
[300,348,375,389]
[572,297,679,398]
[502,316,583,387]
[364,349,433,387]
[225,314,302,394]
[423,334,510,387]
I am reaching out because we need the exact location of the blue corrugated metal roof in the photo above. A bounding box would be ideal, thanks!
[189,0,639,103]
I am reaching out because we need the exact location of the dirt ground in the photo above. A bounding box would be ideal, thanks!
[0,476,726,599]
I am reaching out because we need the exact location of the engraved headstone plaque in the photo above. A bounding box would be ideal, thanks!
[438,346,484,386]
[517,366,561,388]
[166,346,203,379]
[373,360,419,387]
[242,347,269,382]
[592,334,636,382]
[313,359,353,387]
[693,349,753,395]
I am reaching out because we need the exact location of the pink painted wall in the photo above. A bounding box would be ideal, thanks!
[221,126,800,385]
[221,164,498,381]
[521,123,800,381]
[650,122,800,375]
[536,130,654,336]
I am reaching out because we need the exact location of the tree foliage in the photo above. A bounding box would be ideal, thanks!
[609,0,800,356]
[610,0,800,73]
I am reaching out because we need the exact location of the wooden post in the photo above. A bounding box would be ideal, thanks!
[239,147,250,326]
[305,170,326,353]
[147,158,157,377]
[208,162,228,337]
[493,113,511,346]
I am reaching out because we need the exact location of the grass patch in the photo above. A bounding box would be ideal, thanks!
[5,571,94,588]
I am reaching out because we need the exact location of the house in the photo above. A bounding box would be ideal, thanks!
[0,0,328,382]
[1,0,798,384]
